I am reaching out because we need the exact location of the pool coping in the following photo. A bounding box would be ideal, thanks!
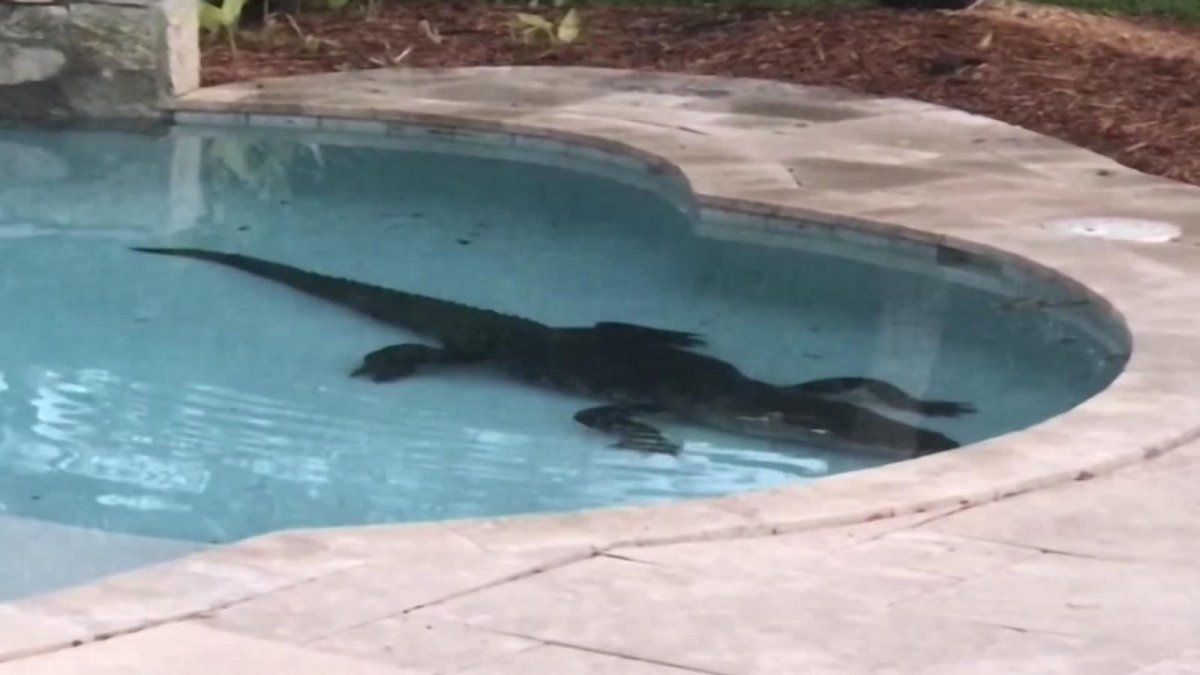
[5,65,1200,660]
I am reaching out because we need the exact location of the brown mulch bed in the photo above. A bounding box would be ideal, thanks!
[203,1,1200,185]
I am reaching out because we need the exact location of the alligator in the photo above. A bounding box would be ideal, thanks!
[133,247,973,457]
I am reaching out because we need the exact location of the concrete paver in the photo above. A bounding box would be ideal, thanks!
[927,442,1200,563]
[0,622,424,675]
[307,616,537,673]
[454,644,698,675]
[1134,648,1200,674]
[0,608,91,663]
[896,554,1200,652]
[413,545,1157,674]
[204,545,587,643]
[611,528,1039,582]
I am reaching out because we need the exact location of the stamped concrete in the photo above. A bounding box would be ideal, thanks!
[1,67,1199,672]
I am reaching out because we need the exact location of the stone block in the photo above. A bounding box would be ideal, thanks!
[59,67,160,118]
[162,0,199,96]
[0,5,69,44]
[0,0,199,120]
[0,78,72,119]
[68,4,157,71]
[0,43,65,85]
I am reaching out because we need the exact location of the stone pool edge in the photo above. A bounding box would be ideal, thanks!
[5,66,1200,660]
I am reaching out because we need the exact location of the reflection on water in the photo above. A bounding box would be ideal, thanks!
[0,125,1127,543]
[0,363,836,542]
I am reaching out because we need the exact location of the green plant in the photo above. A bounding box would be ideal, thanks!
[199,0,248,53]
[511,7,581,46]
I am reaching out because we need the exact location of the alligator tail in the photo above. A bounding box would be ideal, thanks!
[130,247,503,335]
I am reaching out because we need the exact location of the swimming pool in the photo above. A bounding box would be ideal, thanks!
[0,122,1127,551]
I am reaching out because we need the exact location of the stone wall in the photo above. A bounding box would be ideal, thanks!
[0,0,198,121]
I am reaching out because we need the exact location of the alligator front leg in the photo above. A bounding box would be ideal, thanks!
[350,344,461,382]
[790,377,975,417]
[574,404,680,455]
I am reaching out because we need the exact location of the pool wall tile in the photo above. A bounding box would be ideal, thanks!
[173,111,246,127]
[317,118,388,135]
[245,114,319,130]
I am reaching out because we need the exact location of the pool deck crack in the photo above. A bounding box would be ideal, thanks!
[465,624,733,675]
[849,503,981,546]
[961,618,1080,639]
[0,567,349,665]
[302,546,603,643]
[402,547,601,615]
[943,533,1137,563]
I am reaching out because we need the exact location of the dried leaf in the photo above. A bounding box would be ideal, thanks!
[392,44,414,64]
[283,14,305,41]
[418,19,444,46]
[515,13,553,31]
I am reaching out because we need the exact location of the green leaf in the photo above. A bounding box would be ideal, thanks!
[198,2,225,32]
[556,8,580,44]
[223,0,248,22]
[198,0,246,31]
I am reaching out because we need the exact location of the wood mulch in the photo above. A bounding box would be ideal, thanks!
[202,0,1200,185]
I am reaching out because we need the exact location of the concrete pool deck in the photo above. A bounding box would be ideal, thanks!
[2,66,1200,672]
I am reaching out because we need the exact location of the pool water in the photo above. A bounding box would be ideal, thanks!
[0,123,1126,546]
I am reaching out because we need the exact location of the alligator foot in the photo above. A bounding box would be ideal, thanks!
[789,377,975,417]
[351,343,457,383]
[573,404,680,455]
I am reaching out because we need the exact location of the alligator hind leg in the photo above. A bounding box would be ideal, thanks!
[574,404,680,455]
[350,343,460,383]
[790,377,975,417]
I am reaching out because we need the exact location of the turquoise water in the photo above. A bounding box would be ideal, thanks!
[0,124,1126,544]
